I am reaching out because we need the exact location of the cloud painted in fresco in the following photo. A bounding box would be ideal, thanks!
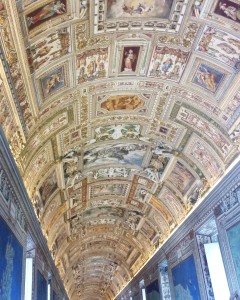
[107,0,174,19]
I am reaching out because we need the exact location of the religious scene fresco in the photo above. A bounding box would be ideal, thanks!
[79,0,89,19]
[39,171,58,205]
[26,0,67,30]
[83,143,147,168]
[41,66,65,98]
[192,63,225,93]
[197,25,240,70]
[90,182,129,198]
[0,0,239,299]
[100,95,145,111]
[27,27,71,73]
[120,47,140,73]
[76,48,109,83]
[93,167,130,179]
[106,0,174,19]
[148,46,189,82]
[143,155,170,183]
[214,0,240,23]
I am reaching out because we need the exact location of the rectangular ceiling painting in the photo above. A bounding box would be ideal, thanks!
[106,0,174,19]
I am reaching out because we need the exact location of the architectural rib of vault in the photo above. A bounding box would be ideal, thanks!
[0,0,239,299]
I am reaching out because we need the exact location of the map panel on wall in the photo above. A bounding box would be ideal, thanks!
[37,270,48,300]
[227,222,240,287]
[146,279,160,300]
[0,215,23,300]
[172,255,201,300]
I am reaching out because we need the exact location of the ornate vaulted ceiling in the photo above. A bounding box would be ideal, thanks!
[0,0,239,299]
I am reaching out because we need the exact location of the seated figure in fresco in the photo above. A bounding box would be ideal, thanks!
[27,1,66,28]
[219,2,240,21]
